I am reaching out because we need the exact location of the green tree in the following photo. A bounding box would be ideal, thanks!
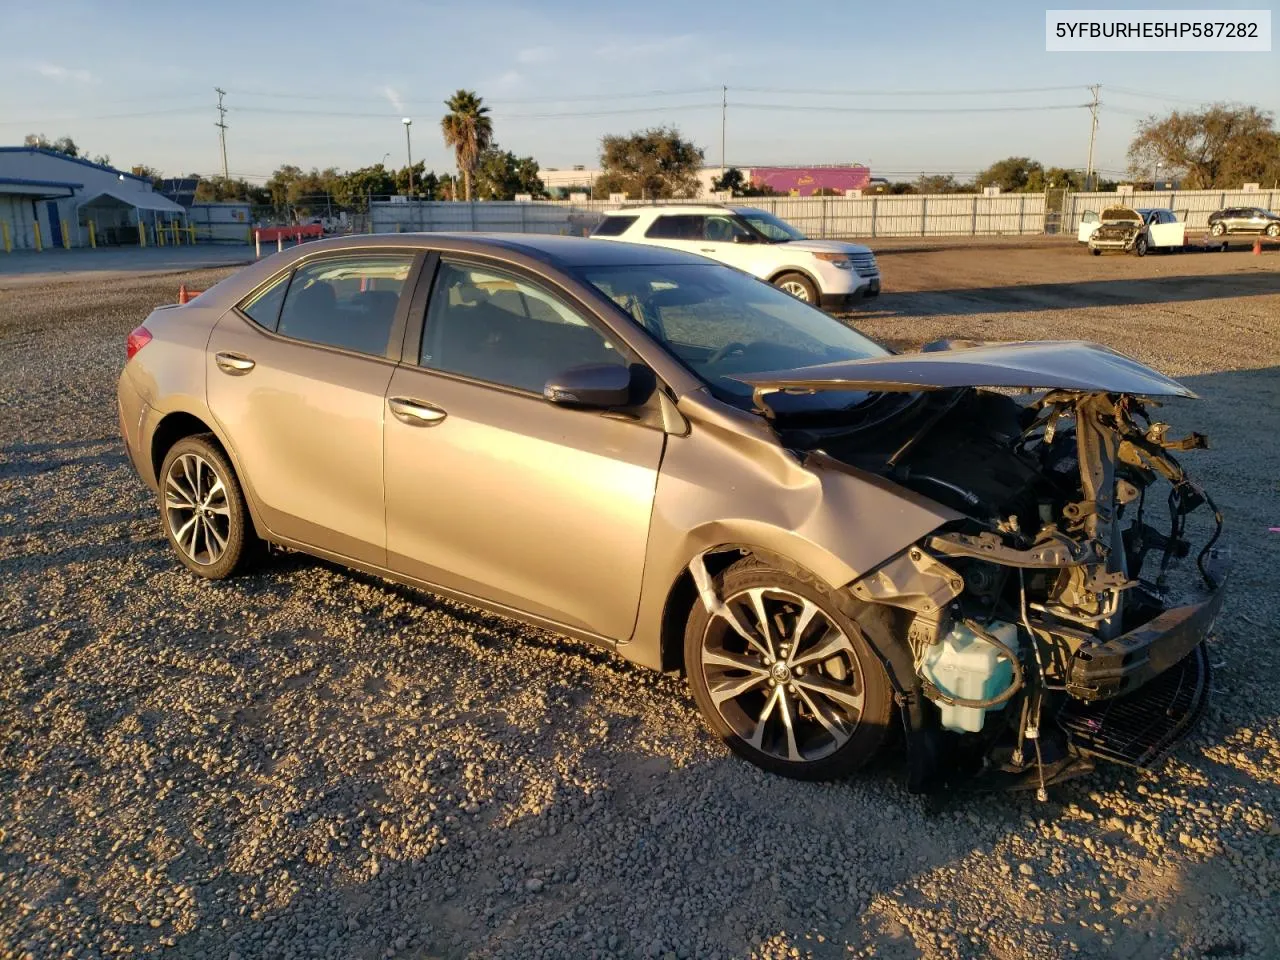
[1127,104,1280,188]
[441,90,494,201]
[593,127,704,200]
[393,162,430,197]
[194,176,268,204]
[914,174,967,194]
[473,146,546,200]
[711,167,746,194]
[975,157,1044,192]
[332,164,397,206]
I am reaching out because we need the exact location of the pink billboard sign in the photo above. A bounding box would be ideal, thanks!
[749,166,871,196]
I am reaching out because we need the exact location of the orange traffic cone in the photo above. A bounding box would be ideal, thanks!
[1254,237,1263,255]
[178,284,189,303]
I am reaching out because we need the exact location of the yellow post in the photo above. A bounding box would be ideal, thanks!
[170,221,178,246]
[1,222,10,253]
[34,221,43,252]
[188,224,196,245]
[88,220,96,248]
[158,222,166,246]
[61,219,71,249]
[138,221,146,248]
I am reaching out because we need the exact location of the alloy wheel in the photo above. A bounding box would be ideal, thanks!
[699,587,865,763]
[779,280,811,301]
[164,453,231,566]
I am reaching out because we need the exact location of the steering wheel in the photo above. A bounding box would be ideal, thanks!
[707,341,747,365]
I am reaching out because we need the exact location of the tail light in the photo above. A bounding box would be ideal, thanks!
[126,325,153,361]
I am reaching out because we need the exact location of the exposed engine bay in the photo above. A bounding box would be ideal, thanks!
[744,342,1228,795]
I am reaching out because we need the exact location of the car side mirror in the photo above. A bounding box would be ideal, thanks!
[544,363,633,409]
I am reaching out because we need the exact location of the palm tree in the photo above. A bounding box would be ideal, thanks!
[440,90,493,202]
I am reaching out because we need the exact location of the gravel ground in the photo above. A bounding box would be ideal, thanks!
[2,244,1279,960]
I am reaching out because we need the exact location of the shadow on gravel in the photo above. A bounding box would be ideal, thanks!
[863,271,1280,318]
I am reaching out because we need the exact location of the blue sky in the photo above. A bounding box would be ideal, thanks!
[2,0,1276,183]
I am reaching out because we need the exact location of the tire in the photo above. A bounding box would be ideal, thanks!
[1210,222,1226,237]
[1267,224,1279,238]
[773,272,818,304]
[1090,248,1101,256]
[683,557,894,780]
[1133,236,1148,257]
[158,434,259,579]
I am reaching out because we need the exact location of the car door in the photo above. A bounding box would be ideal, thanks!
[206,250,421,565]
[1077,210,1100,243]
[383,257,666,640]
[1148,210,1184,247]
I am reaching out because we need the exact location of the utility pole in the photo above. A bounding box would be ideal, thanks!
[720,85,727,176]
[1085,83,1101,191]
[214,87,229,180]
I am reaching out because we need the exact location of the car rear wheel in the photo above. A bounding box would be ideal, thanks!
[158,435,258,579]
[683,558,894,780]
[774,272,817,304]
[1210,222,1226,237]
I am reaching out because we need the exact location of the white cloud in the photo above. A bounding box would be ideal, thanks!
[516,45,555,65]
[31,62,97,84]
[484,70,525,93]
[594,33,695,61]
[381,85,406,115]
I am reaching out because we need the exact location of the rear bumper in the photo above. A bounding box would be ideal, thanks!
[1066,545,1230,701]
[117,372,156,489]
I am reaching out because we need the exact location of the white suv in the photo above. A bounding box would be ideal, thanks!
[590,205,880,309]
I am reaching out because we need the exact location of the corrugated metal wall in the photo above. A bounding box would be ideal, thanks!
[371,193,1045,238]
[370,190,1276,239]
[1064,190,1280,232]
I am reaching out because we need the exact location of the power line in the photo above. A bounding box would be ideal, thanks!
[224,86,720,106]
[730,102,1089,114]
[0,106,202,126]
[734,84,1086,97]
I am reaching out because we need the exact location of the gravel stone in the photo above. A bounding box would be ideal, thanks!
[1,245,1278,959]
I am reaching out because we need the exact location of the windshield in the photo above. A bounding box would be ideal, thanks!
[736,210,807,242]
[580,263,887,415]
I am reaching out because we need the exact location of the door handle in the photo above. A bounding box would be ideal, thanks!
[215,352,255,374]
[700,247,715,253]
[388,397,447,426]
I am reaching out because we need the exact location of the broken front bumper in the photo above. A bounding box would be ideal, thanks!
[1066,544,1230,702]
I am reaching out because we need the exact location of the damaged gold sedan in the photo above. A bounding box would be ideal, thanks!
[117,234,1225,794]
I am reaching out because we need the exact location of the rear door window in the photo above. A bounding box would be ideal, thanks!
[238,274,290,331]
[592,215,638,237]
[276,254,415,356]
[645,215,706,240]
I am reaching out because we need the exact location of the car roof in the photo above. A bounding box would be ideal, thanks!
[232,232,719,277]
[601,204,734,216]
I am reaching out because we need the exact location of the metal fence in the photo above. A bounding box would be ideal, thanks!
[1063,190,1280,232]
[360,189,1280,240]
[370,193,1050,239]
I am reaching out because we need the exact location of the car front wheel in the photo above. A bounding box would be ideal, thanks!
[1133,236,1148,257]
[774,272,818,304]
[1267,224,1279,238]
[158,434,258,579]
[683,557,894,780]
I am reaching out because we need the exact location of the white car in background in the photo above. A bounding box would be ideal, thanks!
[591,205,880,309]
[1078,207,1186,253]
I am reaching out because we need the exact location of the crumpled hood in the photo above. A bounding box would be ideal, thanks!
[735,340,1196,398]
[778,239,874,256]
[1100,205,1143,223]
